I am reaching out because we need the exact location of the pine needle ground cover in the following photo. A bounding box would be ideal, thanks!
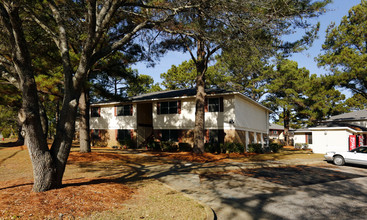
[0,146,206,219]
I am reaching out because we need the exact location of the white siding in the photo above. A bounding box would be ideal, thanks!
[311,129,351,154]
[90,104,136,129]
[153,96,236,130]
[90,94,269,133]
[294,133,307,144]
[153,99,195,130]
[205,96,235,129]
[234,95,268,133]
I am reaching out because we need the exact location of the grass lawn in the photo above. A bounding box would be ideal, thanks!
[0,146,207,219]
[0,144,323,219]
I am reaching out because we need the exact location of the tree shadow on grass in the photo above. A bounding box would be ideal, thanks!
[0,140,24,148]
[0,149,24,166]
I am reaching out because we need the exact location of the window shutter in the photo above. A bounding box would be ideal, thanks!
[130,104,133,116]
[130,129,134,140]
[114,106,117,116]
[157,102,161,115]
[220,97,224,112]
[177,100,181,114]
[204,99,208,112]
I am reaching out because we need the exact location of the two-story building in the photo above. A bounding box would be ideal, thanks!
[89,88,271,150]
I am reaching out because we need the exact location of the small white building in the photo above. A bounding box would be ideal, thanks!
[294,109,367,153]
[89,88,271,149]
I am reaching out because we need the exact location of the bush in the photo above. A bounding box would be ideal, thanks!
[147,141,162,151]
[247,143,263,153]
[118,138,136,149]
[92,140,107,147]
[269,143,282,153]
[295,143,308,149]
[204,142,245,153]
[179,143,192,152]
[220,142,245,153]
[161,141,178,152]
[204,143,221,153]
[1,128,12,138]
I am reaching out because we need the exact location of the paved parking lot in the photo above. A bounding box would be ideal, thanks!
[157,161,367,219]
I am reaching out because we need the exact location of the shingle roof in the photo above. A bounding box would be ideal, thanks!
[326,109,367,121]
[269,123,284,130]
[316,122,367,131]
[294,128,311,133]
[91,88,272,112]
[127,88,229,101]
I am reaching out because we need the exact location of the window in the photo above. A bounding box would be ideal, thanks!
[117,129,132,141]
[208,98,220,112]
[161,130,179,142]
[272,130,278,135]
[307,133,313,144]
[158,101,179,114]
[91,107,100,117]
[116,104,132,116]
[206,97,224,112]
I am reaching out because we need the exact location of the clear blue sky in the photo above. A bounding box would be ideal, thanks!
[132,0,361,85]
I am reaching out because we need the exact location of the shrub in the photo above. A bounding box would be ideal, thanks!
[161,141,178,152]
[204,142,245,153]
[179,143,192,152]
[295,143,308,149]
[93,140,107,147]
[148,141,162,151]
[118,138,136,149]
[1,128,12,138]
[247,143,263,153]
[269,143,282,153]
[220,142,244,153]
[204,143,221,153]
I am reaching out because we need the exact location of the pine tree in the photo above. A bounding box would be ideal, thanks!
[158,0,330,153]
[318,1,367,100]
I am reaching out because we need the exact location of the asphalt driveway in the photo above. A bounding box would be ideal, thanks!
[154,160,367,219]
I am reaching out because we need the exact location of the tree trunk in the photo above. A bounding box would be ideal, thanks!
[283,108,290,146]
[39,100,48,138]
[50,95,79,187]
[16,120,24,144]
[79,85,91,153]
[193,74,206,153]
[3,4,56,192]
[193,39,207,154]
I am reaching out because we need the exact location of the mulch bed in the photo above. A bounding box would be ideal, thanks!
[0,148,135,219]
